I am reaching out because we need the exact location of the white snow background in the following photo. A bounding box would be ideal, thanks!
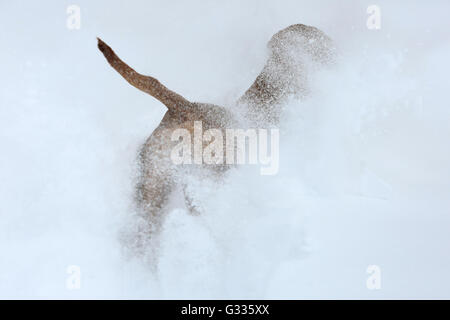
[0,0,449,298]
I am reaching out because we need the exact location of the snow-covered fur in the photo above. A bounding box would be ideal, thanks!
[97,24,335,264]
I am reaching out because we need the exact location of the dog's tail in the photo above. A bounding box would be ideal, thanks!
[97,37,192,113]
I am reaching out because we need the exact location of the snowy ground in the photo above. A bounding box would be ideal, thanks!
[0,0,449,299]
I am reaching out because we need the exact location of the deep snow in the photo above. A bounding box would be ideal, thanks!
[0,0,449,298]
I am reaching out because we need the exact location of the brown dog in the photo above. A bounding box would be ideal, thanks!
[97,24,334,261]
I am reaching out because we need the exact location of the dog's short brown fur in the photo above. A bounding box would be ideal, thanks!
[98,24,334,260]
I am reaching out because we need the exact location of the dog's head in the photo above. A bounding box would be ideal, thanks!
[239,24,336,126]
[267,24,335,68]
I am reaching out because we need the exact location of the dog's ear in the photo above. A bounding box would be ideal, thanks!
[97,37,192,113]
